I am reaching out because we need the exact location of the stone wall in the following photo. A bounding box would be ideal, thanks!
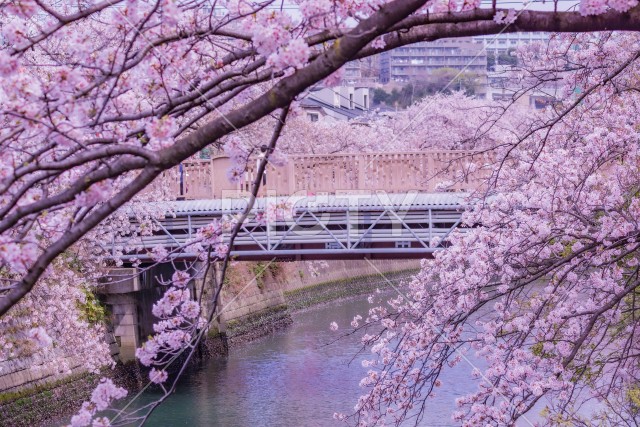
[284,269,418,312]
[214,262,287,328]
[205,259,420,336]
[0,372,99,427]
[98,267,142,363]
[281,259,420,292]
[0,363,143,427]
[0,329,118,395]
[102,293,139,362]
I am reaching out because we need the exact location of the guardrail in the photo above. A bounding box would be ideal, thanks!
[153,150,490,199]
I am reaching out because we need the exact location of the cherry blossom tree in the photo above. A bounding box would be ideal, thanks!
[2,0,640,317]
[348,32,640,426]
[271,92,508,155]
[1,0,640,425]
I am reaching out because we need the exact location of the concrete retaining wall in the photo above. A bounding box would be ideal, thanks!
[214,259,419,327]
[0,329,118,394]
[282,259,420,291]
[0,372,99,427]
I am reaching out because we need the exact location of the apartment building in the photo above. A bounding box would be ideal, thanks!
[472,32,550,56]
[379,39,487,84]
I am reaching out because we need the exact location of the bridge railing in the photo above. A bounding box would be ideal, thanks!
[154,150,491,199]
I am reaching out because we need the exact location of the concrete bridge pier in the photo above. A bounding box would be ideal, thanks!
[98,268,142,362]
[99,264,232,362]
[195,261,228,336]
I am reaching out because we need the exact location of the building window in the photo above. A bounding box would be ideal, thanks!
[307,113,319,122]
[326,242,342,249]
[395,241,411,248]
[349,93,354,109]
[363,94,368,109]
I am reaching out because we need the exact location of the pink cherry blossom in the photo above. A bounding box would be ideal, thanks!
[75,181,112,208]
[580,0,609,15]
[26,327,52,348]
[267,38,312,72]
[145,116,178,150]
[180,300,200,319]
[607,0,639,11]
[150,245,169,262]
[493,9,517,24]
[149,368,168,384]
[171,270,191,288]
[90,378,127,411]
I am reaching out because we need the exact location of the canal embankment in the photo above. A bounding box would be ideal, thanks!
[0,259,420,427]
[204,259,419,353]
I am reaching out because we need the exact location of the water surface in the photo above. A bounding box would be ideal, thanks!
[128,294,497,426]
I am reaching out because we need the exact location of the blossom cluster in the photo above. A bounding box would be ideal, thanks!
[493,9,518,25]
[0,237,38,274]
[145,116,178,150]
[580,0,638,14]
[69,213,235,424]
[75,181,113,208]
[353,33,640,426]
[0,252,113,398]
[69,263,202,425]
[68,379,127,427]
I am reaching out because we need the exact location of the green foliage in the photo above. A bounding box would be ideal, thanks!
[251,263,267,290]
[207,328,224,339]
[76,288,108,325]
[531,342,555,359]
[487,48,518,70]
[250,261,282,290]
[373,68,480,109]
[59,250,84,273]
[372,87,392,105]
[554,238,577,258]
[628,387,640,409]
[267,262,282,278]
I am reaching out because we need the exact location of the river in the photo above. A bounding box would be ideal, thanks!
[122,293,504,427]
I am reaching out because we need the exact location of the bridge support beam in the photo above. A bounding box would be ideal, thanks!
[97,268,142,362]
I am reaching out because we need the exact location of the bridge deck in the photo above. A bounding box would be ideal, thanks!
[115,192,469,261]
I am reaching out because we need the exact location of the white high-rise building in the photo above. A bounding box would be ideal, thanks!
[472,32,550,56]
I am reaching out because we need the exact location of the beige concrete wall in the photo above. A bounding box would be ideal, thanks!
[281,259,420,291]
[0,328,119,393]
[103,293,139,363]
[216,259,420,325]
[217,263,287,325]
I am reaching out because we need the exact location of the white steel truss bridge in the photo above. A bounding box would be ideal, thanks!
[116,192,471,262]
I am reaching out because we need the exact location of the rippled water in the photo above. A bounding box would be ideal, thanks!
[126,294,539,427]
